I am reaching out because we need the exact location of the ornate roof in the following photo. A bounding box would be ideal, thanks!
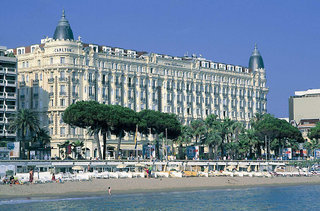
[249,44,264,71]
[53,10,74,40]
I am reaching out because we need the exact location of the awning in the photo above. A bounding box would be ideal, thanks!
[116,164,127,168]
[72,166,84,170]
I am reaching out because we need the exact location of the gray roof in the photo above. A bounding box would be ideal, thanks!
[53,10,74,40]
[249,44,264,70]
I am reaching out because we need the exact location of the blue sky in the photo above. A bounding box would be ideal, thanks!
[1,0,319,118]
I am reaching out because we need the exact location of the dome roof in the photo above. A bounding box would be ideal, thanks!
[249,44,264,71]
[53,10,74,40]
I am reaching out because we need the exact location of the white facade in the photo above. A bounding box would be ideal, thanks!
[11,12,268,158]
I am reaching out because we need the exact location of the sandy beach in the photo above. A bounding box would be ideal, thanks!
[1,176,320,199]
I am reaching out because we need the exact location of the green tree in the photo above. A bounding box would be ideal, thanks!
[138,110,181,159]
[9,109,40,159]
[109,105,138,160]
[309,122,320,140]
[175,125,193,159]
[63,101,103,159]
[204,114,222,159]
[190,119,206,145]
[253,113,303,157]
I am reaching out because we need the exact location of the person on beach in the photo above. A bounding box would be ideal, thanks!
[108,187,112,196]
[29,170,34,184]
[52,173,56,181]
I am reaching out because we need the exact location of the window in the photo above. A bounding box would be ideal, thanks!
[60,127,65,136]
[50,58,53,65]
[60,99,65,106]
[60,85,65,93]
[60,57,65,64]
[60,71,65,79]
[38,60,41,66]
[40,73,42,81]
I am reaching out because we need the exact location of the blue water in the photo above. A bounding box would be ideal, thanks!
[1,185,320,210]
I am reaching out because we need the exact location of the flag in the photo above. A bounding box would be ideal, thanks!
[134,125,138,149]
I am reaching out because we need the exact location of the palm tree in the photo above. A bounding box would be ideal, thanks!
[32,128,51,147]
[175,125,193,159]
[71,140,84,159]
[190,119,206,145]
[8,109,40,159]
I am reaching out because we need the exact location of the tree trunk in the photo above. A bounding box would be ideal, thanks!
[214,144,219,160]
[209,144,213,160]
[94,131,102,159]
[155,134,160,159]
[102,132,107,160]
[116,130,124,160]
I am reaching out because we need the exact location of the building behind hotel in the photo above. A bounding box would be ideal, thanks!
[0,46,18,159]
[9,11,268,159]
[289,89,320,141]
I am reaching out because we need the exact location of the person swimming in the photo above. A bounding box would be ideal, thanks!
[108,187,112,196]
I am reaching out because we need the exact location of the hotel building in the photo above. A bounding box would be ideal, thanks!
[10,11,268,158]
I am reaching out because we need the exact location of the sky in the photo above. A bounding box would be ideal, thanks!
[1,0,319,118]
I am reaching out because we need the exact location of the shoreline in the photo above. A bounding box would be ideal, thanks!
[1,177,320,200]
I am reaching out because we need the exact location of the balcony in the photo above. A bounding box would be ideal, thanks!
[72,92,78,97]
[6,80,16,87]
[0,79,4,86]
[0,92,4,98]
[0,68,4,73]
[19,81,26,86]
[5,131,17,137]
[0,117,4,124]
[48,78,54,83]
[33,93,39,98]
[72,78,79,83]
[6,93,16,99]
[33,79,39,86]
[6,105,16,111]
[6,68,16,74]
[59,91,66,96]
[59,77,67,82]
[49,92,54,97]
[0,104,4,111]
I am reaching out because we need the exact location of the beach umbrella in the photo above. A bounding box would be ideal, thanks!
[72,166,83,170]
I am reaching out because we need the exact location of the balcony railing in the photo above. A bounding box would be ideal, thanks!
[48,78,54,83]
[59,77,67,82]
[59,92,66,96]
[19,81,26,86]
[72,92,78,97]
[6,93,16,99]
[6,68,16,74]
[0,68,4,73]
[72,78,79,83]
[6,80,16,86]
[6,105,16,111]
[49,92,54,97]
[33,79,39,85]
[0,92,4,98]
[0,79,4,85]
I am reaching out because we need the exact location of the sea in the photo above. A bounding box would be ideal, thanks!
[0,185,320,211]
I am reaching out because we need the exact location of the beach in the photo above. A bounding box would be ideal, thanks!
[1,176,320,199]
